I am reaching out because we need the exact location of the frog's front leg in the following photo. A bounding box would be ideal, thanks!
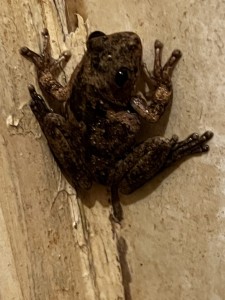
[28,85,92,190]
[20,28,72,114]
[131,40,182,122]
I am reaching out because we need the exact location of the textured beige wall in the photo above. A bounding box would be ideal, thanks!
[0,1,224,300]
[85,0,225,299]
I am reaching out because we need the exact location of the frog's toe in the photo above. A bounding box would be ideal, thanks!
[20,46,43,68]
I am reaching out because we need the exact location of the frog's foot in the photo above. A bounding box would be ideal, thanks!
[153,40,182,86]
[21,29,72,111]
[135,41,182,122]
[165,131,214,166]
[20,28,71,73]
[28,85,51,121]
[110,185,123,223]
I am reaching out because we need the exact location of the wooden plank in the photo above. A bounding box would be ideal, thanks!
[0,1,123,299]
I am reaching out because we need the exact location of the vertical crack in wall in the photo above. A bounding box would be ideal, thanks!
[117,236,132,300]
[65,0,88,33]
[77,198,102,299]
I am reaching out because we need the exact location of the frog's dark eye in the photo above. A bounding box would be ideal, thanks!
[88,31,106,41]
[87,31,107,52]
[115,68,129,87]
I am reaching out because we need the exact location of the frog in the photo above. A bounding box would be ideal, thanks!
[20,29,213,222]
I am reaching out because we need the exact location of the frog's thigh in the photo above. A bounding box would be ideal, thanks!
[118,137,172,194]
[42,114,91,189]
[29,86,92,189]
[42,113,75,168]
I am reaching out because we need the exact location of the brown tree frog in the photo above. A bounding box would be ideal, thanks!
[20,29,213,221]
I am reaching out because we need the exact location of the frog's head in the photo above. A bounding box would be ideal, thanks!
[86,31,143,107]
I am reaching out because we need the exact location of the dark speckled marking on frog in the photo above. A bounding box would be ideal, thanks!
[20,29,213,222]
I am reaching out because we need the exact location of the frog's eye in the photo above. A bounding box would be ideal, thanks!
[88,31,106,41]
[115,68,129,87]
[87,31,107,52]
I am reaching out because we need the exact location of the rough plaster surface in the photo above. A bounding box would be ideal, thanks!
[0,0,224,300]
[84,1,225,299]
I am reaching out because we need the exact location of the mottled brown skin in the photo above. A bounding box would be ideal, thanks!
[20,29,213,221]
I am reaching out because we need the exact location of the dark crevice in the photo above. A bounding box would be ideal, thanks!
[65,0,88,33]
[117,236,132,300]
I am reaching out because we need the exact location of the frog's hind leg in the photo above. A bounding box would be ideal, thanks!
[110,136,174,222]
[112,131,213,195]
[29,85,92,190]
[20,28,72,113]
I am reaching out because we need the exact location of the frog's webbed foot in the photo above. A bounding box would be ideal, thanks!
[165,131,214,167]
[110,185,124,223]
[20,28,71,74]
